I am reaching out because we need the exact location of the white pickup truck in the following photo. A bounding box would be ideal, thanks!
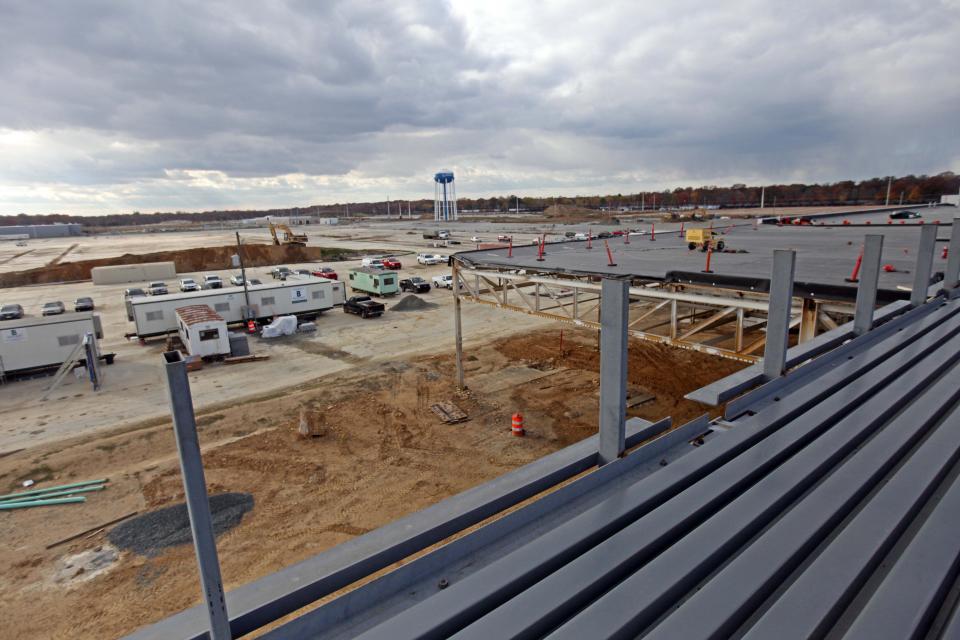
[418,253,443,265]
[431,274,454,289]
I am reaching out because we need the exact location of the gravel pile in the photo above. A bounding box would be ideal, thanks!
[108,492,254,556]
[391,295,438,312]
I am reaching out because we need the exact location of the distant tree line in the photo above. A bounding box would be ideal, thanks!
[2,172,956,227]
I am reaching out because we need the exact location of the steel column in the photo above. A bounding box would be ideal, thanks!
[762,250,796,379]
[945,217,960,292]
[911,224,937,306]
[853,235,884,335]
[798,299,818,344]
[669,299,678,340]
[163,351,232,640]
[599,278,629,466]
[453,261,465,389]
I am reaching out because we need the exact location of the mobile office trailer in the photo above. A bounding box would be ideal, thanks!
[130,278,346,338]
[347,267,400,297]
[176,305,230,358]
[0,312,108,378]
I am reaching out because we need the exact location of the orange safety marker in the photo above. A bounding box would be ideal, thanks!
[511,413,525,437]
[604,240,617,266]
[650,223,656,241]
[845,248,864,283]
[508,238,513,258]
[587,228,593,250]
[702,247,714,273]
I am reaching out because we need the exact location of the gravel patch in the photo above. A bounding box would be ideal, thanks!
[108,492,254,556]
[391,295,438,312]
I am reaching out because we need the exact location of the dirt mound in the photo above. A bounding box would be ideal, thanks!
[0,244,374,287]
[391,295,438,312]
[108,492,253,556]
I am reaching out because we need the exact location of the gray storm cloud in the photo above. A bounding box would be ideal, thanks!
[0,0,957,213]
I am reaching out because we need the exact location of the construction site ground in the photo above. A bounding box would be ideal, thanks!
[0,323,742,640]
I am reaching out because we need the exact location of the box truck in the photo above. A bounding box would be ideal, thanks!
[130,278,345,338]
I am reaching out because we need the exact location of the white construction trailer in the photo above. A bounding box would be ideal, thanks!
[0,312,108,378]
[129,278,345,338]
[176,305,231,358]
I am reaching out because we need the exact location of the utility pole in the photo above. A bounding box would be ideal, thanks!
[235,232,251,318]
[900,192,904,205]
[885,176,892,206]
[387,198,390,218]
[641,193,645,212]
[760,186,765,209]
[516,195,520,214]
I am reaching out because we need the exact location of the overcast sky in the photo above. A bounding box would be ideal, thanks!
[0,1,957,215]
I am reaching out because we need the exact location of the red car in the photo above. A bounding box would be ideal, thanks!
[311,267,338,280]
[381,257,402,270]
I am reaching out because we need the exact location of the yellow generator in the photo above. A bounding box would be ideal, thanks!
[686,228,725,252]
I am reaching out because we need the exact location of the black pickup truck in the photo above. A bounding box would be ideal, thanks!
[399,277,431,293]
[343,295,385,319]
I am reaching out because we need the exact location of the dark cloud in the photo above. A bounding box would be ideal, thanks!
[0,0,957,213]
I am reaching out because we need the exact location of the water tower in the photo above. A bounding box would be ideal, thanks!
[433,171,457,222]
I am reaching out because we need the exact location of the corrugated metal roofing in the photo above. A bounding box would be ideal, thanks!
[128,293,960,640]
[175,305,224,326]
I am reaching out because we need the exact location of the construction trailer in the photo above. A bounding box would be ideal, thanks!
[130,278,345,338]
[347,267,400,296]
[176,305,230,359]
[0,312,108,378]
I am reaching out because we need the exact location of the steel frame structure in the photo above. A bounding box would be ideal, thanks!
[451,261,849,364]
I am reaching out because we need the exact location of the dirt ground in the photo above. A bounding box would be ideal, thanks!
[0,327,742,640]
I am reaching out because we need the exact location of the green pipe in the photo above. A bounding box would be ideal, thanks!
[0,478,108,502]
[0,496,86,510]
[0,485,105,503]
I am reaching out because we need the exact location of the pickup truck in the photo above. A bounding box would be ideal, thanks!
[432,274,454,289]
[203,274,223,289]
[312,267,338,280]
[381,257,402,270]
[271,266,293,280]
[400,277,430,293]
[497,234,512,242]
[417,253,443,265]
[343,295,385,318]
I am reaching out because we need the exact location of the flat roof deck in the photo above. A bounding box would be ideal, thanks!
[454,223,954,300]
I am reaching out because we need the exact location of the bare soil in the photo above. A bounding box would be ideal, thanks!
[0,244,384,287]
[0,328,743,639]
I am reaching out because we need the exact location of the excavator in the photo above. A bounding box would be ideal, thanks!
[269,222,308,246]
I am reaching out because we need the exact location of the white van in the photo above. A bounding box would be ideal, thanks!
[362,257,385,269]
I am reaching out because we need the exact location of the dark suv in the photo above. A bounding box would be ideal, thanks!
[0,304,24,320]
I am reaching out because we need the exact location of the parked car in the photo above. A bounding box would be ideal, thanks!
[293,268,312,276]
[0,303,24,320]
[15,240,27,247]
[147,282,168,295]
[230,274,246,286]
[124,287,146,299]
[74,297,95,312]
[311,267,338,280]
[381,257,402,270]
[417,253,442,265]
[343,295,385,318]
[179,278,200,292]
[361,257,385,269]
[432,274,454,289]
[433,254,448,263]
[497,234,512,242]
[470,236,483,242]
[42,301,65,316]
[271,266,293,280]
[400,277,431,293]
[890,210,921,219]
[203,274,223,289]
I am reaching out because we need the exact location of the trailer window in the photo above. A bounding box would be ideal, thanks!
[382,277,395,285]
[312,290,324,299]
[57,334,80,346]
[349,273,355,280]
[199,329,220,341]
[146,310,164,321]
[214,302,230,312]
[260,296,276,306]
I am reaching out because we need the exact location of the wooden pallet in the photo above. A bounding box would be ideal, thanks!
[431,402,469,424]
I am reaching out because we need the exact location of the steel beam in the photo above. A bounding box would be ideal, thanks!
[599,278,629,465]
[911,224,937,307]
[853,234,884,335]
[761,250,796,378]
[163,351,232,640]
[453,261,464,389]
[798,298,817,343]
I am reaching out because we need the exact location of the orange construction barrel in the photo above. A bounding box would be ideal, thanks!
[511,413,525,437]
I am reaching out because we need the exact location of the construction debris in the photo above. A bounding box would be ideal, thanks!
[297,408,327,438]
[431,402,469,424]
[46,511,140,549]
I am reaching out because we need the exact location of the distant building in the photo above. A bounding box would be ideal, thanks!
[0,223,82,238]
[941,194,959,206]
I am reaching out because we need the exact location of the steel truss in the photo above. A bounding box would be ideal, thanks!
[452,262,854,363]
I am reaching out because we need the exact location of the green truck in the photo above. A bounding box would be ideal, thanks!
[347,267,400,297]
